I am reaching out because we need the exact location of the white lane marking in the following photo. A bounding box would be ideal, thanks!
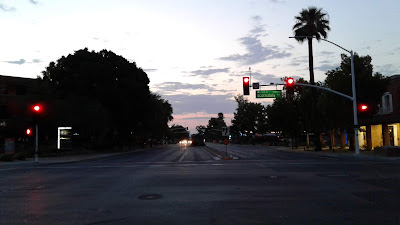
[201,147,222,160]
[178,149,188,162]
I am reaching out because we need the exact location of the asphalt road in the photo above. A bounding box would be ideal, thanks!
[1,144,400,225]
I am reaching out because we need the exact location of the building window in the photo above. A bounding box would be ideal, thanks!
[381,92,393,114]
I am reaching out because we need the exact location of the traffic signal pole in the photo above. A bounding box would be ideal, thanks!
[263,80,360,154]
[35,123,39,162]
[350,51,360,155]
[289,36,360,155]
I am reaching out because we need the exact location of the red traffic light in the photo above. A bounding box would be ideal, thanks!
[26,128,32,135]
[286,77,295,86]
[243,77,250,95]
[32,105,41,113]
[360,104,368,111]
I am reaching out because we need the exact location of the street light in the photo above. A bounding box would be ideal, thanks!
[289,36,360,155]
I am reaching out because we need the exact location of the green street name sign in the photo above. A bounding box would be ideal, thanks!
[256,90,282,98]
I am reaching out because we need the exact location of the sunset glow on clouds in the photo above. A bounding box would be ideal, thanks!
[1,0,399,133]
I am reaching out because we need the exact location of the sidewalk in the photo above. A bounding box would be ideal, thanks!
[0,148,147,167]
[206,142,400,161]
[277,145,400,161]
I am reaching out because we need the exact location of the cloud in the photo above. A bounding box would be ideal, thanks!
[314,64,338,72]
[143,68,158,72]
[319,51,335,56]
[219,36,291,65]
[376,64,399,76]
[32,59,41,63]
[219,15,290,65]
[188,67,230,77]
[164,94,237,115]
[362,46,371,50]
[154,82,214,95]
[286,44,295,49]
[319,60,331,64]
[249,15,268,38]
[289,56,308,67]
[270,0,285,3]
[4,59,26,65]
[251,15,262,22]
[29,0,38,5]
[250,72,283,84]
[272,64,280,69]
[0,4,16,12]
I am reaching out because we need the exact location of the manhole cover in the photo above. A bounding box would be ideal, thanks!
[138,194,162,200]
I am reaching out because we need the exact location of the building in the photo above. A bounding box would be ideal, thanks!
[0,75,39,152]
[359,74,400,150]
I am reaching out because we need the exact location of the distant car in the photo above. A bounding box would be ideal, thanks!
[179,139,192,145]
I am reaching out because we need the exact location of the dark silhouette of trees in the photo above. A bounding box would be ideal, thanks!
[38,48,173,149]
[292,6,331,151]
[265,54,387,149]
[231,95,267,143]
[320,54,388,149]
[206,112,227,141]
[194,113,228,142]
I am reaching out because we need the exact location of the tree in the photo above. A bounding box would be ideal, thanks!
[231,95,267,143]
[293,6,330,84]
[39,48,171,149]
[321,54,388,149]
[266,78,310,148]
[143,93,173,146]
[292,6,330,150]
[206,112,227,141]
[195,125,207,135]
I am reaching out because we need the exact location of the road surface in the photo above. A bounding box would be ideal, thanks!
[1,144,400,225]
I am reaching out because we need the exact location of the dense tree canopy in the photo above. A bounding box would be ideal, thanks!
[38,48,173,148]
[265,53,388,148]
[231,95,267,135]
[321,54,388,128]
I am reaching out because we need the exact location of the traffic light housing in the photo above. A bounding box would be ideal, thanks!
[30,104,44,122]
[243,77,250,95]
[285,77,295,94]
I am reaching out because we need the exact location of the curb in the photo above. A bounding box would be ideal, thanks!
[278,148,400,161]
[35,149,148,166]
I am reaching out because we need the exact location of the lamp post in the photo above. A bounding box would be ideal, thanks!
[289,36,360,154]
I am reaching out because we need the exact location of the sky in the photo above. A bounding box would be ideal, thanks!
[1,0,400,134]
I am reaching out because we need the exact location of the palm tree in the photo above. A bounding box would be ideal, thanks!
[293,6,330,85]
[292,6,330,150]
